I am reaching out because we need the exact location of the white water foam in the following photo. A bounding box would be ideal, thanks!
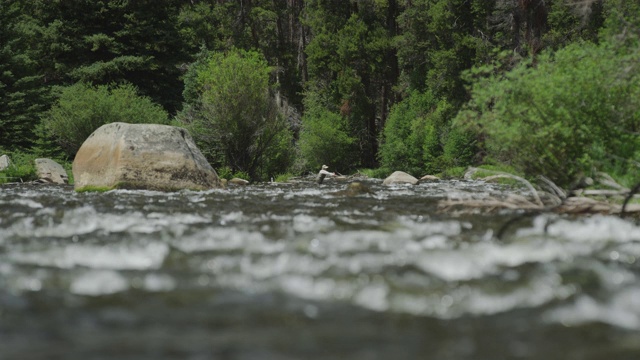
[70,270,129,296]
[9,242,169,270]
[544,287,640,330]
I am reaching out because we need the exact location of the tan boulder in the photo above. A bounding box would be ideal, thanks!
[382,171,419,186]
[73,122,222,191]
[0,155,10,171]
[228,178,250,186]
[420,175,440,182]
[35,158,69,184]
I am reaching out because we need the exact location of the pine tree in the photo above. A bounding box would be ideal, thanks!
[0,0,49,150]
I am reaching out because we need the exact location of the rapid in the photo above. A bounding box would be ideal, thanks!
[1,179,639,359]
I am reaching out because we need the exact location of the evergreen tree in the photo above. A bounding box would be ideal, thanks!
[179,0,307,110]
[30,0,189,114]
[303,0,399,169]
[0,0,49,150]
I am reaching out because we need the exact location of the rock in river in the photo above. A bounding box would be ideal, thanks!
[35,158,69,184]
[330,182,375,197]
[73,122,223,191]
[0,154,10,171]
[382,171,419,186]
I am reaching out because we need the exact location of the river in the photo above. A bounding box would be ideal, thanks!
[1,179,639,359]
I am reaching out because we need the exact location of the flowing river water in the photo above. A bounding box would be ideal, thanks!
[1,179,639,359]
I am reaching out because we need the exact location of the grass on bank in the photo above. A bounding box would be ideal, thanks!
[0,151,73,185]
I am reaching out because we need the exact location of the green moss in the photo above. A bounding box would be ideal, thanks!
[274,173,294,182]
[469,165,526,186]
[75,185,114,193]
[0,152,38,184]
[438,166,467,179]
[357,168,388,179]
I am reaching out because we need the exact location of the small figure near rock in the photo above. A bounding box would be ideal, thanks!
[317,165,336,184]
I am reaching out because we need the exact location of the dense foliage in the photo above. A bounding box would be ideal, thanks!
[42,83,169,158]
[456,40,640,187]
[178,50,293,181]
[0,0,638,185]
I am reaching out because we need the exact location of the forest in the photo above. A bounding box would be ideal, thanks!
[1,0,638,187]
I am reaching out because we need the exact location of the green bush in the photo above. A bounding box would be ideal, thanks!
[298,94,357,174]
[357,168,389,179]
[438,166,467,179]
[178,49,293,181]
[215,166,234,180]
[0,151,38,184]
[41,82,169,157]
[456,38,640,187]
[274,173,294,183]
[379,91,434,175]
[379,90,461,176]
[441,127,477,169]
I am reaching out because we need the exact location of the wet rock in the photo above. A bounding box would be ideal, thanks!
[383,171,419,186]
[420,175,440,182]
[330,182,375,196]
[228,178,250,186]
[0,154,10,171]
[35,158,68,184]
[73,122,222,191]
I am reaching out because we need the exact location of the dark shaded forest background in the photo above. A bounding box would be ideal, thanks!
[1,0,638,186]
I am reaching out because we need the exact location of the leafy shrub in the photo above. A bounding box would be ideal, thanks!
[438,166,467,179]
[441,127,477,169]
[231,171,250,181]
[42,82,169,157]
[379,90,434,175]
[178,49,293,181]
[274,173,293,182]
[379,90,460,176]
[215,166,234,180]
[0,151,38,183]
[456,39,640,187]
[298,94,357,174]
[357,168,389,179]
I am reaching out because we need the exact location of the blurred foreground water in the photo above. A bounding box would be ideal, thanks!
[1,179,639,360]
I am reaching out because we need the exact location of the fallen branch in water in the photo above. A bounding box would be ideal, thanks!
[439,193,640,215]
[441,168,640,217]
[622,182,640,218]
[571,189,640,198]
[465,167,544,207]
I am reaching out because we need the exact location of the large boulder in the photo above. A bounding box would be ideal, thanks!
[0,155,10,171]
[73,122,222,191]
[35,158,69,184]
[383,171,419,186]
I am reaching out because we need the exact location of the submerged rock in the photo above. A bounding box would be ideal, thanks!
[330,182,375,197]
[35,158,68,184]
[0,154,10,171]
[383,171,419,186]
[228,178,250,186]
[420,175,440,182]
[73,122,222,191]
